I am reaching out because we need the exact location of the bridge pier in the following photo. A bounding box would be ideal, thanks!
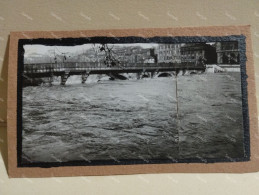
[48,73,54,85]
[61,71,70,85]
[136,68,148,79]
[182,69,186,76]
[82,71,90,84]
[136,72,141,79]
[151,68,160,78]
[151,71,155,78]
[175,70,180,76]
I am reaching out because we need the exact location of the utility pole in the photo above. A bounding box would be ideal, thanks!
[175,71,180,158]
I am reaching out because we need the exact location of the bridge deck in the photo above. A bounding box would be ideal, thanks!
[23,62,205,78]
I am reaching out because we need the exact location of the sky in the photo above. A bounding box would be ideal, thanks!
[23,43,159,58]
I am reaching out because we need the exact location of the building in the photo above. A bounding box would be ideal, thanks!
[215,42,239,64]
[112,47,157,64]
[157,44,181,63]
[180,43,217,64]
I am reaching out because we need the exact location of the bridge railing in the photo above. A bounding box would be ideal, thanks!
[23,62,203,73]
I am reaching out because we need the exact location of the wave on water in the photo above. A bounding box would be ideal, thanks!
[22,72,244,163]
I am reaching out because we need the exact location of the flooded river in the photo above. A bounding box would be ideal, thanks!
[22,72,244,163]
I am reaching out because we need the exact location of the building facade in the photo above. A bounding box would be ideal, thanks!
[157,44,181,63]
[180,43,217,64]
[215,42,239,64]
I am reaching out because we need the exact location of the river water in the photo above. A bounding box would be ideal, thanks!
[22,72,244,163]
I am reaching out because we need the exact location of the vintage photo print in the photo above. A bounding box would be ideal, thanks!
[7,26,259,177]
[19,36,249,166]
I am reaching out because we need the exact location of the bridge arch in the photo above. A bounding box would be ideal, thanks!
[156,72,175,78]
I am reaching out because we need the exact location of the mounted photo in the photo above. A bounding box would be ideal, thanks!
[7,26,259,177]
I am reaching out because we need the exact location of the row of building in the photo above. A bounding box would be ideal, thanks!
[100,42,240,65]
[157,42,239,64]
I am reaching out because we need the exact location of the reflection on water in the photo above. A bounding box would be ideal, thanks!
[22,72,244,163]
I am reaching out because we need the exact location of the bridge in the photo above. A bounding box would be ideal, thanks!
[23,62,206,85]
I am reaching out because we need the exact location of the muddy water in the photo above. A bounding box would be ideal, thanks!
[22,72,244,163]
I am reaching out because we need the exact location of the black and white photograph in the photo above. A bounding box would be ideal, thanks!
[18,37,248,166]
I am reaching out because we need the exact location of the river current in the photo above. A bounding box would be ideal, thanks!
[22,72,244,163]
